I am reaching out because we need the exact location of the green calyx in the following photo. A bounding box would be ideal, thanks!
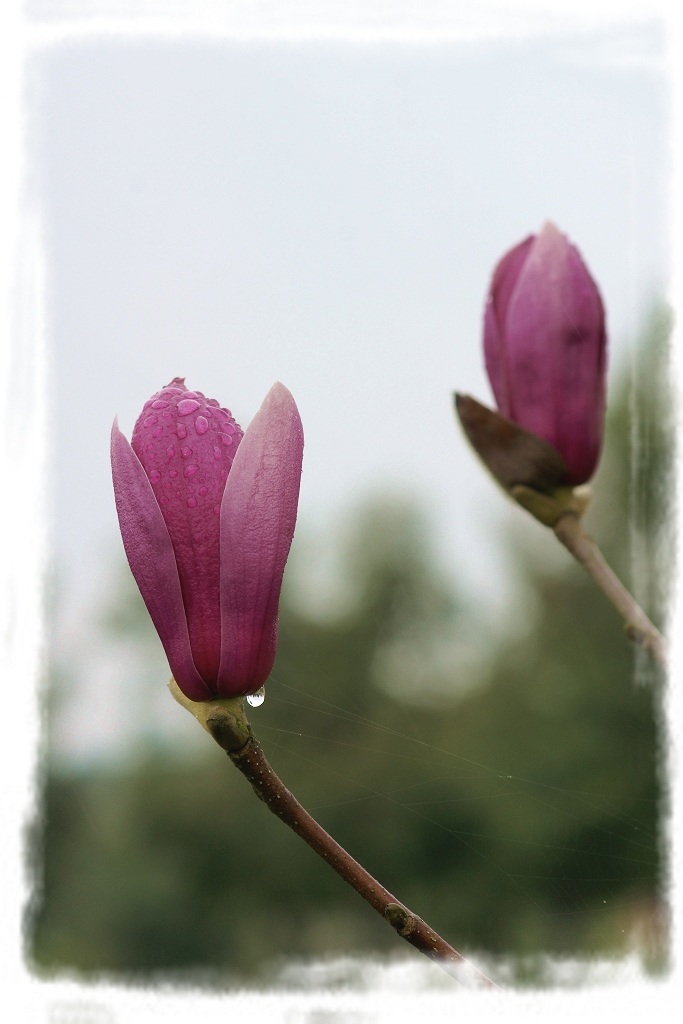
[168,678,253,753]
[509,483,592,527]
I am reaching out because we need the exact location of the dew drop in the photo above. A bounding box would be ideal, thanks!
[144,415,158,428]
[149,470,161,483]
[207,398,219,407]
[214,446,222,460]
[219,432,233,446]
[169,469,178,478]
[195,416,209,435]
[187,496,197,508]
[199,486,208,496]
[176,424,187,439]
[160,496,168,504]
[152,399,169,409]
[247,686,265,708]
[178,399,201,416]
[143,399,154,410]
[166,445,175,458]
[153,427,164,437]
[223,423,236,435]
[176,490,181,498]
[181,446,192,458]
[184,464,198,477]
[165,482,172,490]
[213,504,221,515]
[162,412,173,421]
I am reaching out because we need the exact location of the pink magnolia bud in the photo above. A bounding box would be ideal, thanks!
[483,222,607,485]
[111,379,304,700]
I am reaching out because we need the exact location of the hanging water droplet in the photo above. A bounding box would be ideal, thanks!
[247,686,265,708]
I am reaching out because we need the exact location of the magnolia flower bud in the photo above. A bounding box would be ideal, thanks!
[111,379,304,700]
[483,221,607,485]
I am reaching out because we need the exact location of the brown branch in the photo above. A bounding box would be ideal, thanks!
[168,680,499,990]
[553,512,667,671]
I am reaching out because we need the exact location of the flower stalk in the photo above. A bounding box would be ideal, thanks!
[552,512,667,669]
[169,679,499,991]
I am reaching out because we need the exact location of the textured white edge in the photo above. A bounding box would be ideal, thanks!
[0,0,680,1021]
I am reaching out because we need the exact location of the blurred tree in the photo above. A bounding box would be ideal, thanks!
[29,309,671,984]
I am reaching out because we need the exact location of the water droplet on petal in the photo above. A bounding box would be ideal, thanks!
[223,423,236,435]
[153,427,163,437]
[152,400,169,409]
[144,415,157,428]
[166,445,175,458]
[160,496,168,504]
[219,432,233,446]
[169,469,178,478]
[187,496,197,508]
[207,398,219,407]
[149,470,161,483]
[213,504,221,514]
[165,482,172,490]
[199,486,208,496]
[247,686,265,708]
[176,424,187,439]
[181,446,192,458]
[143,399,154,410]
[178,399,201,416]
[214,446,222,459]
[176,490,181,498]
[184,464,198,477]
[195,416,209,435]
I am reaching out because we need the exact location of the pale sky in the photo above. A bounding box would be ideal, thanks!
[32,26,668,625]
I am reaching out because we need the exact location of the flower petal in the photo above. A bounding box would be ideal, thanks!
[130,386,243,686]
[218,383,304,696]
[484,234,535,419]
[111,419,214,701]
[503,222,606,483]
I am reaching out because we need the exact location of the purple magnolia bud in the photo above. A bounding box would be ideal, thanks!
[111,379,304,700]
[483,222,607,485]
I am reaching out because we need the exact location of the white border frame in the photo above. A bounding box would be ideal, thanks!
[1,2,680,1020]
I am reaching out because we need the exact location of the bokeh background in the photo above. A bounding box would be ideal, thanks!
[27,24,672,987]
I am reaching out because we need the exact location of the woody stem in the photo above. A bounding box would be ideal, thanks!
[229,734,497,989]
[553,512,667,670]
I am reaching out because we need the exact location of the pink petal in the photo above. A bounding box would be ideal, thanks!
[503,222,606,483]
[484,235,534,420]
[217,383,304,696]
[111,419,214,701]
[130,387,243,685]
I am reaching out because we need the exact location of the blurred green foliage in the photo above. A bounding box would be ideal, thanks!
[29,310,671,984]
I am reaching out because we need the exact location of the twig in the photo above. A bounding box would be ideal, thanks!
[169,680,499,991]
[553,512,667,670]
